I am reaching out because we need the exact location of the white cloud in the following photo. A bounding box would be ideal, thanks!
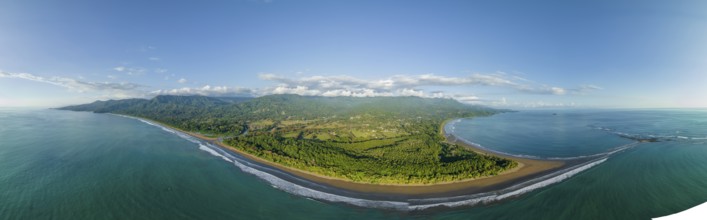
[320,88,392,97]
[126,68,146,76]
[259,72,600,97]
[398,88,425,97]
[254,72,604,106]
[429,91,446,98]
[113,66,146,76]
[582,84,602,90]
[551,87,566,95]
[454,95,482,103]
[573,84,603,94]
[257,73,586,97]
[271,85,321,96]
[258,85,453,99]
[0,71,147,99]
[151,85,253,97]
[259,73,519,91]
[3,68,602,108]
[148,57,160,61]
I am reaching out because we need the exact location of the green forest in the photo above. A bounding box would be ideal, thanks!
[59,94,517,184]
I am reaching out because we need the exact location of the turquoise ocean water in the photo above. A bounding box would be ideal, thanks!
[1,109,705,219]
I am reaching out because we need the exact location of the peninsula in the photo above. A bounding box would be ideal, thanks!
[58,95,563,193]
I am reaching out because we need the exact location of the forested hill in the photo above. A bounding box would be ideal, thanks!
[59,95,516,184]
[58,94,497,136]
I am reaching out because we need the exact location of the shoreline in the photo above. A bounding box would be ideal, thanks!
[129,114,578,197]
[211,133,568,197]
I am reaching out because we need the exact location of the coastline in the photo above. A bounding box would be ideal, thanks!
[130,114,575,197]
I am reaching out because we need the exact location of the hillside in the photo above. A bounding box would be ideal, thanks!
[59,95,517,184]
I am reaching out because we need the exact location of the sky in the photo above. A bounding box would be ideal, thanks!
[1,0,706,108]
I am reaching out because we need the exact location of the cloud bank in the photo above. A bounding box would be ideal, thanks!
[1,71,147,99]
[151,85,253,97]
[253,73,600,103]
[1,70,602,107]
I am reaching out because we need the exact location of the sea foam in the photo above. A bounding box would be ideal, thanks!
[198,144,234,163]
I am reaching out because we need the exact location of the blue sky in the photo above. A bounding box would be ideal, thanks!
[1,0,706,108]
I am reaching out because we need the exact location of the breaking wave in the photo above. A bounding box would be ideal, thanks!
[198,144,234,163]
[589,125,707,143]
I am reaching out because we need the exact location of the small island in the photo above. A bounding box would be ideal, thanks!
[59,94,567,195]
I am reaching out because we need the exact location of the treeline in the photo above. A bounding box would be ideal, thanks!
[225,134,516,184]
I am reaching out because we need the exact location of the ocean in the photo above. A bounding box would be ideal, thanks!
[1,108,705,219]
